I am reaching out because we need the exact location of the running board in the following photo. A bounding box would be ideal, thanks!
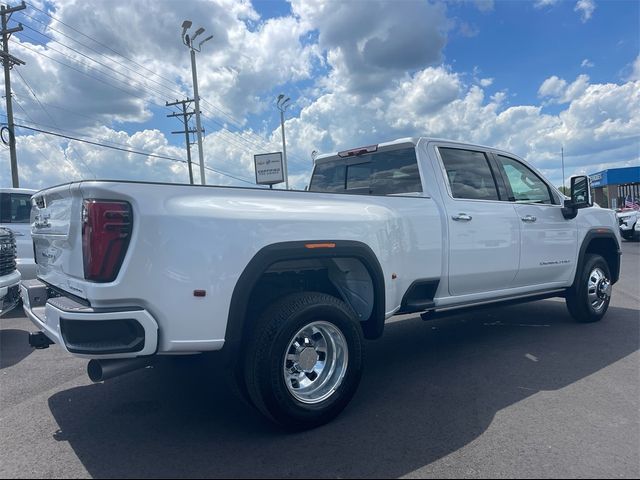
[419,289,566,321]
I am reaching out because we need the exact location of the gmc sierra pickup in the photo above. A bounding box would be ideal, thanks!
[23,137,621,429]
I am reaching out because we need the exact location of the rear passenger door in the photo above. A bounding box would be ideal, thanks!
[494,154,577,286]
[436,147,520,296]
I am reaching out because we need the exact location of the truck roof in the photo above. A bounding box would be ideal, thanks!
[0,187,37,195]
[314,137,498,164]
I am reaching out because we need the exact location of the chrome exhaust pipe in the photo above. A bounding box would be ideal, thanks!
[87,357,154,382]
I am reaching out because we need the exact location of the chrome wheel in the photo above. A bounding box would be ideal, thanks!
[283,321,349,405]
[587,267,611,312]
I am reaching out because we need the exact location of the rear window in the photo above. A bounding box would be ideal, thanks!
[0,193,32,224]
[309,147,422,195]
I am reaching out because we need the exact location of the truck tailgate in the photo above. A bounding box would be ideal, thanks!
[31,183,86,298]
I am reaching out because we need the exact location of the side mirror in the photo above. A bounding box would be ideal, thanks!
[562,175,592,219]
[570,175,593,209]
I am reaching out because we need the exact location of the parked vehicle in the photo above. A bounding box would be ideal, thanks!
[22,137,621,429]
[0,188,37,279]
[0,227,21,316]
[616,209,640,241]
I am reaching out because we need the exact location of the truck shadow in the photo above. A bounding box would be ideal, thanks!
[47,300,639,478]
[0,329,34,369]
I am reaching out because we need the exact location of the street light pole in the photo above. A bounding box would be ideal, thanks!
[561,146,565,192]
[182,21,212,185]
[190,48,205,185]
[276,94,291,190]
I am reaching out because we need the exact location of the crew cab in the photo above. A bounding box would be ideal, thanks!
[22,137,621,429]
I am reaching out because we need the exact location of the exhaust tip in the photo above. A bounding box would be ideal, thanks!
[87,359,104,382]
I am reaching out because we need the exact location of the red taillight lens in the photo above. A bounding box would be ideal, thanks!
[82,200,132,282]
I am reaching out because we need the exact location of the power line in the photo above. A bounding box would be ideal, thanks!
[8,101,83,178]
[14,69,97,177]
[14,37,274,161]
[14,23,186,103]
[24,1,181,90]
[13,123,256,184]
[14,3,304,170]
[17,11,186,97]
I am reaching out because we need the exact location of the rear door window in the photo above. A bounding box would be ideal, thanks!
[309,147,422,195]
[439,148,500,201]
[0,193,32,223]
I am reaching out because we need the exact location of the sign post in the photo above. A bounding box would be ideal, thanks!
[254,152,285,188]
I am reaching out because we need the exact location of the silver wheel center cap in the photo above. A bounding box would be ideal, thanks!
[598,279,611,298]
[298,347,319,372]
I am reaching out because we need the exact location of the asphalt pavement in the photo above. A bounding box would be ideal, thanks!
[1,242,639,478]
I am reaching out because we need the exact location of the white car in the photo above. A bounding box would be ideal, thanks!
[22,137,621,429]
[0,228,21,316]
[616,209,639,241]
[0,188,37,279]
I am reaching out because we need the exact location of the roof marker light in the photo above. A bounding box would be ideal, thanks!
[337,144,378,158]
[305,243,336,249]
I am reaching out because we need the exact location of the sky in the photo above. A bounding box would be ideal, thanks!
[0,0,638,190]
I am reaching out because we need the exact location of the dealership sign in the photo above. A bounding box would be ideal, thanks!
[254,152,284,186]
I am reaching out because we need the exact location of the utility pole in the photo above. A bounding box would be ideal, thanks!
[1,1,26,188]
[276,94,291,190]
[181,21,212,185]
[166,98,197,185]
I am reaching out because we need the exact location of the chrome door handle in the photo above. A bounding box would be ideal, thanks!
[521,215,537,223]
[452,213,472,222]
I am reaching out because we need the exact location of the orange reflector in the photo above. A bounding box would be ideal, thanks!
[305,243,336,249]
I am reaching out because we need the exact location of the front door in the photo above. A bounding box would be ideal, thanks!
[495,154,577,287]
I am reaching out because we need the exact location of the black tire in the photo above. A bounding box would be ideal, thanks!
[243,292,363,430]
[621,230,634,241]
[566,254,612,323]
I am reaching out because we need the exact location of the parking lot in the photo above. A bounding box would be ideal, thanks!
[1,241,638,478]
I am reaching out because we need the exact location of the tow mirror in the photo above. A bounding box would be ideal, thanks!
[570,175,592,209]
[562,175,592,219]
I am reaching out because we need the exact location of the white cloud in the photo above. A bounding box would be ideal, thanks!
[538,74,590,104]
[627,55,640,81]
[538,76,568,98]
[291,0,449,94]
[581,58,595,68]
[575,0,596,23]
[1,0,637,194]
[534,0,560,8]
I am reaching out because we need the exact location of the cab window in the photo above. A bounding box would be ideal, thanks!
[497,155,554,205]
[439,147,500,201]
[0,193,31,223]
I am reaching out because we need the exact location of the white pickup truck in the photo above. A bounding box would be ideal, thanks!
[23,137,621,429]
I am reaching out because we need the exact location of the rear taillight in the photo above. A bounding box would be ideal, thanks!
[82,200,132,282]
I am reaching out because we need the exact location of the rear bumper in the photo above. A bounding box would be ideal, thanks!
[21,279,159,359]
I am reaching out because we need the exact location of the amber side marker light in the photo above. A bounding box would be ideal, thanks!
[305,243,336,249]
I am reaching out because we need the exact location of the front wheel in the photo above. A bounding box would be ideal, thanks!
[566,254,612,323]
[243,292,364,430]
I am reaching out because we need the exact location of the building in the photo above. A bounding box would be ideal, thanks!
[589,166,640,209]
